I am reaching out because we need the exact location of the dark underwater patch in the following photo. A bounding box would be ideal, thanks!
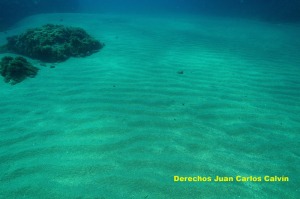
[5,24,104,63]
[0,56,39,85]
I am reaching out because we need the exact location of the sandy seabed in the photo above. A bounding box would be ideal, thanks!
[0,13,299,198]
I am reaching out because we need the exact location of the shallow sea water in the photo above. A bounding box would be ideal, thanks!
[0,13,299,198]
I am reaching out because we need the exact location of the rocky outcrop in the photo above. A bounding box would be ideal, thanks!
[5,24,104,62]
[0,56,39,85]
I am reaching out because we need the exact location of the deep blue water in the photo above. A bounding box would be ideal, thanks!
[1,0,300,30]
[79,0,300,22]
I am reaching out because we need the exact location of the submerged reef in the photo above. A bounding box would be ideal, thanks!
[5,24,104,62]
[0,56,39,85]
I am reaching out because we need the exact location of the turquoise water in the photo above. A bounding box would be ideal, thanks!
[0,14,299,198]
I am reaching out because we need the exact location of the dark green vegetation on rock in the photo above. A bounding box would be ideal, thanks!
[0,56,39,85]
[5,24,104,62]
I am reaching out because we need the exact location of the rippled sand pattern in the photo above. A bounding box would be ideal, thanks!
[0,14,299,198]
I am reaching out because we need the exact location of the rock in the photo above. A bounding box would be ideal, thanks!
[5,24,104,62]
[0,56,39,85]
